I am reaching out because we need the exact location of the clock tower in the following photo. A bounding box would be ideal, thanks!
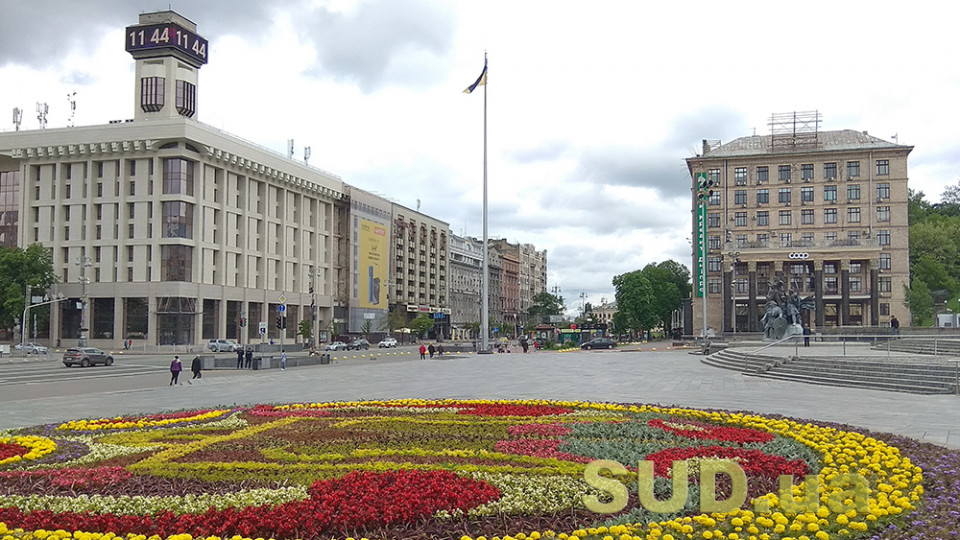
[126,11,208,121]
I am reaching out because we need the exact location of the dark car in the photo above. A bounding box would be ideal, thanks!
[63,347,115,367]
[581,337,617,350]
[347,339,370,350]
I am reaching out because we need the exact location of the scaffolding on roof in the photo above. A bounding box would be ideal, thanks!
[769,110,821,151]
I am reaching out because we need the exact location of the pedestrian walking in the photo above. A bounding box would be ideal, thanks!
[245,347,253,369]
[891,316,900,336]
[236,347,244,369]
[190,355,202,381]
[802,324,811,347]
[419,344,426,359]
[428,343,436,358]
[521,338,529,353]
[280,350,287,371]
[437,343,444,356]
[169,356,182,386]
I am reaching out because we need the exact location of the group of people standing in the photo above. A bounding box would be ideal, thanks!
[419,343,445,359]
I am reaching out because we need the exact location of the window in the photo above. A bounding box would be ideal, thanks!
[780,232,792,247]
[779,210,792,225]
[736,234,747,247]
[877,206,891,222]
[876,159,889,175]
[708,279,722,294]
[850,262,862,274]
[825,276,838,294]
[801,232,814,246]
[162,201,194,238]
[175,80,196,117]
[140,77,165,112]
[129,160,137,176]
[801,209,814,224]
[757,189,769,204]
[824,185,837,202]
[801,164,814,180]
[707,169,721,185]
[708,213,720,228]
[847,184,860,201]
[161,245,193,282]
[848,207,861,223]
[824,208,838,224]
[162,158,194,195]
[127,246,134,262]
[734,212,747,226]
[96,225,101,239]
[778,165,791,181]
[800,186,814,202]
[129,181,135,196]
[877,183,890,200]
[825,232,837,243]
[734,167,747,185]
[756,211,769,226]
[128,203,135,219]
[879,253,892,270]
[757,166,768,183]
[849,276,862,293]
[877,229,890,246]
[708,235,721,249]
[848,231,861,242]
[847,161,860,178]
[824,162,837,179]
[756,233,768,244]
[708,192,720,205]
[734,190,747,205]
[880,302,890,315]
[778,188,792,203]
[879,278,892,293]
[708,257,722,272]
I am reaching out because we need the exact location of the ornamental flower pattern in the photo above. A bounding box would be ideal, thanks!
[0,399,941,540]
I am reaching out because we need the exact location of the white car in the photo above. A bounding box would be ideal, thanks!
[378,337,398,348]
[15,342,48,354]
[207,339,238,352]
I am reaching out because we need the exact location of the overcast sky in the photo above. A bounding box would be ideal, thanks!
[2,1,958,316]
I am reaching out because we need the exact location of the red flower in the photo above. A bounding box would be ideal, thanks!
[0,442,29,461]
[644,446,808,478]
[648,419,774,444]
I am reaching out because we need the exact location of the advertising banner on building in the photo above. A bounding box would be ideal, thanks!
[358,218,388,309]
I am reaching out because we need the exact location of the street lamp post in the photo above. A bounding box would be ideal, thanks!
[20,293,66,352]
[308,265,318,349]
[76,256,92,347]
[695,173,718,340]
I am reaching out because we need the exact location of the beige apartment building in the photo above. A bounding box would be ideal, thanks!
[0,10,452,348]
[687,123,911,335]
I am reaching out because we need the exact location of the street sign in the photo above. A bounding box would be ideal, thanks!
[279,294,286,304]
[259,322,267,334]
[278,304,286,313]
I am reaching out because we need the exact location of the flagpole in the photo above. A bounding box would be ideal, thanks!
[480,52,490,353]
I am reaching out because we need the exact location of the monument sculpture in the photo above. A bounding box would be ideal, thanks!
[760,278,816,341]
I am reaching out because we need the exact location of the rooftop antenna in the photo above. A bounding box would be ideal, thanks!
[36,102,48,129]
[287,139,294,159]
[416,198,421,212]
[891,133,899,144]
[12,107,22,131]
[304,146,311,166]
[66,92,76,127]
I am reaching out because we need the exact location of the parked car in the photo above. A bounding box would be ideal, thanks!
[378,337,398,348]
[347,339,370,350]
[325,341,347,351]
[207,339,238,352]
[581,337,617,350]
[14,342,48,355]
[63,347,114,367]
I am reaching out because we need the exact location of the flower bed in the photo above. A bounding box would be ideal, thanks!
[0,399,954,540]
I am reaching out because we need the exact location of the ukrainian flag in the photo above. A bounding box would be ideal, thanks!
[463,60,487,94]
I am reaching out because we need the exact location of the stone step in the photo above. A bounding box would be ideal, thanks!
[744,370,953,395]
[771,364,957,386]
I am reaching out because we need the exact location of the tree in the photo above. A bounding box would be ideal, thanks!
[298,319,312,342]
[905,279,934,326]
[612,270,658,335]
[0,244,57,331]
[912,255,960,300]
[655,259,693,300]
[641,262,686,332]
[409,313,434,338]
[527,292,565,324]
[383,309,407,333]
[361,319,372,336]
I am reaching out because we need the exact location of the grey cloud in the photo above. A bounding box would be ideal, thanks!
[506,140,570,163]
[297,0,456,92]
[664,107,749,151]
[61,71,96,86]
[575,147,691,199]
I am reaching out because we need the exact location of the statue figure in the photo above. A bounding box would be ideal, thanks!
[761,278,815,341]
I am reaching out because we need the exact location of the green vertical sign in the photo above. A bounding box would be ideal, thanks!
[695,173,707,298]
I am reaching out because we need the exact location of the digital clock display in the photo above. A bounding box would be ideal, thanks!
[125,22,208,65]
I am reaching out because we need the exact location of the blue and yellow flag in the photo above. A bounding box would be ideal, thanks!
[463,60,487,94]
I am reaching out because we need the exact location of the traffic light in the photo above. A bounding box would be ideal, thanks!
[276,316,283,329]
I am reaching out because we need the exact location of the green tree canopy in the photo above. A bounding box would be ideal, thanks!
[905,278,934,326]
[612,270,657,333]
[409,313,435,338]
[0,244,57,329]
[527,292,565,324]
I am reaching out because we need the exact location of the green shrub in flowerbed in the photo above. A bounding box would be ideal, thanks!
[0,399,952,540]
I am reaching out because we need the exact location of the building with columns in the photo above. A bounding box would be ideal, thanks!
[687,121,911,334]
[0,10,453,348]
